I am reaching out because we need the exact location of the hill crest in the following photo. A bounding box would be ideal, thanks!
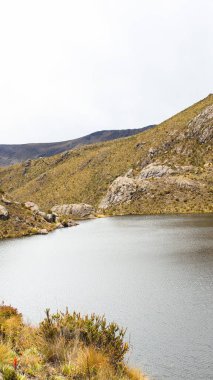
[0,94,212,218]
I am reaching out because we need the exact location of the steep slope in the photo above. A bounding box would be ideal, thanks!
[0,95,212,216]
[0,194,57,239]
[0,126,154,166]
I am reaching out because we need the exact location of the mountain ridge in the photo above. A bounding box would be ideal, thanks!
[0,125,155,166]
[0,94,212,218]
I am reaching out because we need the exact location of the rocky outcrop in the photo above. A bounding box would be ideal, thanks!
[140,164,174,179]
[168,176,199,190]
[25,201,40,212]
[99,176,150,209]
[99,162,202,210]
[1,96,212,218]
[187,104,213,143]
[37,211,57,223]
[1,195,13,205]
[60,219,78,228]
[99,177,137,209]
[22,159,31,175]
[37,228,48,235]
[0,205,9,220]
[98,103,213,212]
[0,196,78,240]
[25,202,57,223]
[51,203,95,218]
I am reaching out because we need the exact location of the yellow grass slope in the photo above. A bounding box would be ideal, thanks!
[0,94,212,215]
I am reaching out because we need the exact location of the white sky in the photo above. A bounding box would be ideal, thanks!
[0,0,212,144]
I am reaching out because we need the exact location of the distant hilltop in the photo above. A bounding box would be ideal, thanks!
[0,125,155,166]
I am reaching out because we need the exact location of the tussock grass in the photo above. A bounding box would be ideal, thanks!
[0,305,147,380]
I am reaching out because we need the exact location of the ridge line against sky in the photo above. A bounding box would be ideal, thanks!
[0,0,212,144]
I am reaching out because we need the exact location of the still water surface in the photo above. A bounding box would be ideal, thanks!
[0,215,213,379]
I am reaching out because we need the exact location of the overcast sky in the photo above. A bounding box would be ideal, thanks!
[0,0,212,144]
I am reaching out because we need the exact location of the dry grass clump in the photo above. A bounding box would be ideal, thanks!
[0,305,147,380]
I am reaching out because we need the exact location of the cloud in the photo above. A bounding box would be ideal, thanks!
[0,0,212,143]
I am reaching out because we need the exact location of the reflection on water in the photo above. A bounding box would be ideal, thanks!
[0,214,213,380]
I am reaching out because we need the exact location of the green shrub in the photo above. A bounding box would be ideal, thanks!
[1,365,17,380]
[39,309,129,367]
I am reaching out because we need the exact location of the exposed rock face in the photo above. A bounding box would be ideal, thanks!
[125,168,134,178]
[0,194,78,240]
[25,202,57,223]
[22,159,31,175]
[175,165,195,173]
[99,177,137,209]
[98,104,213,212]
[99,176,150,209]
[61,219,78,227]
[168,176,199,189]
[0,205,9,220]
[25,201,40,212]
[99,160,202,210]
[140,164,174,179]
[38,211,57,223]
[187,104,213,143]
[1,195,12,205]
[45,213,57,223]
[51,203,95,218]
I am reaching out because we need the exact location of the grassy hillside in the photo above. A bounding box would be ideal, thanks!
[0,193,58,239]
[0,95,212,215]
[0,305,146,380]
[0,126,154,167]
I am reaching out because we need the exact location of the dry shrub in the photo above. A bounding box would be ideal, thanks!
[19,347,42,376]
[15,325,37,352]
[0,343,14,365]
[0,305,147,380]
[124,366,148,380]
[76,346,111,376]
[0,305,23,345]
[39,309,129,367]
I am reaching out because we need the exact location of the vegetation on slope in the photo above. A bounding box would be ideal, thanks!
[0,191,79,240]
[0,95,212,215]
[0,194,57,240]
[0,305,146,380]
[0,127,154,167]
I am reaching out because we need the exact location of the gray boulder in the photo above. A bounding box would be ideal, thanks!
[51,203,95,218]
[140,163,174,179]
[99,176,150,209]
[61,219,78,228]
[45,213,57,223]
[187,104,213,143]
[168,176,199,190]
[1,195,12,205]
[40,212,57,223]
[37,228,48,235]
[0,205,9,220]
[25,201,40,212]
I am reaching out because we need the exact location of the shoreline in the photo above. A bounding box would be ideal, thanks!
[1,210,212,241]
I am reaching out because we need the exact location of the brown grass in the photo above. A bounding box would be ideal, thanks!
[0,305,147,380]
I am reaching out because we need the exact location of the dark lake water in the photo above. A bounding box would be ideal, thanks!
[0,214,213,379]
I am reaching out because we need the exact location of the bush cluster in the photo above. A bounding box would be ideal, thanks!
[0,305,145,380]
